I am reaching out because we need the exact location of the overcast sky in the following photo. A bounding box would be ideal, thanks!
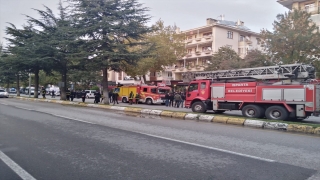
[0,0,288,46]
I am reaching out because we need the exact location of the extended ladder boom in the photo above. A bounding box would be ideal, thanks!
[187,64,315,80]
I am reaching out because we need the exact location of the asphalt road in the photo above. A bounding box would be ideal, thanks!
[1,98,320,179]
[13,94,320,124]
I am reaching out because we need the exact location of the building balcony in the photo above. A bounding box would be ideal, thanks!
[238,41,246,47]
[185,37,213,47]
[186,53,192,57]
[195,37,202,41]
[301,7,320,15]
[183,51,213,59]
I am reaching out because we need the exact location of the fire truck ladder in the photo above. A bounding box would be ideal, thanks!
[191,64,316,80]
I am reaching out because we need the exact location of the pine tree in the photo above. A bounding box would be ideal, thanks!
[27,2,83,100]
[5,23,55,98]
[68,0,152,104]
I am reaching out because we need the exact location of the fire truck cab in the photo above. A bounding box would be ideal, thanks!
[185,64,320,121]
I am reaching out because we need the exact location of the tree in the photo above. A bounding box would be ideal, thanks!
[5,23,55,98]
[261,10,320,65]
[205,46,244,71]
[122,20,185,82]
[244,49,271,68]
[69,0,152,104]
[27,2,83,100]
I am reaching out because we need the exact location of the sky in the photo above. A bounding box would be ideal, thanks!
[0,0,288,46]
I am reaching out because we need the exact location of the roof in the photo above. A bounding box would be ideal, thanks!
[216,20,251,31]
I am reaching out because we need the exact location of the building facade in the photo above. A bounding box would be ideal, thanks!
[277,0,320,26]
[108,17,262,86]
[171,17,262,82]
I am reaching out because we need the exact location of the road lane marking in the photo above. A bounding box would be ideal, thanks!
[2,103,275,162]
[51,114,96,125]
[0,150,36,180]
[132,131,276,163]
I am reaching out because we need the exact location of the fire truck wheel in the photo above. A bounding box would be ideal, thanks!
[122,97,128,103]
[191,102,207,113]
[146,98,153,105]
[265,106,289,120]
[242,105,264,118]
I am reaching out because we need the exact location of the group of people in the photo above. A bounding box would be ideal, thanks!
[164,92,186,108]
[128,91,140,105]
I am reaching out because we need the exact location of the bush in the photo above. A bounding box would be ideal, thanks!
[91,86,100,91]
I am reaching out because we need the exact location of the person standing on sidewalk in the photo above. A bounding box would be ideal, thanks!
[70,90,75,101]
[94,91,101,104]
[112,92,119,105]
[66,89,71,101]
[128,91,134,105]
[180,92,186,108]
[135,93,140,104]
[164,93,170,107]
[169,92,174,107]
[174,92,182,108]
[41,87,46,99]
[51,90,55,98]
[81,90,87,103]
[109,91,113,103]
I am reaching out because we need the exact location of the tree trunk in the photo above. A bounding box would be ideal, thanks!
[16,74,20,97]
[60,69,67,100]
[102,67,110,105]
[34,68,39,98]
[142,75,147,84]
[6,79,9,93]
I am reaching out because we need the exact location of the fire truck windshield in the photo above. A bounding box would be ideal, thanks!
[158,88,170,94]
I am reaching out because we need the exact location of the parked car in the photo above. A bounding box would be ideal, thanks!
[85,90,96,98]
[9,88,17,94]
[0,89,9,98]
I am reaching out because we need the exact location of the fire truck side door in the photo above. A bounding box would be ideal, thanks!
[187,82,199,99]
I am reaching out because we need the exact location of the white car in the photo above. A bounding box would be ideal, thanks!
[0,89,9,98]
[85,90,96,98]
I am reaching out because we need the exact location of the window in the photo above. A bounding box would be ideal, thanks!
[158,88,170,94]
[187,49,192,54]
[151,88,157,93]
[143,88,148,92]
[227,31,233,39]
[239,35,245,42]
[188,83,199,92]
[167,72,172,77]
[201,82,206,89]
[202,46,212,51]
[203,32,212,37]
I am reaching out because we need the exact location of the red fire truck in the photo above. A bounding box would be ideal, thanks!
[185,64,320,121]
[117,84,171,105]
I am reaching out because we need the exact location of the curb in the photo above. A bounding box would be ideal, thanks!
[13,96,320,136]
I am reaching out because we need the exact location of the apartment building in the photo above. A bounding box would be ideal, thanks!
[171,17,262,81]
[277,0,320,26]
[108,17,262,86]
